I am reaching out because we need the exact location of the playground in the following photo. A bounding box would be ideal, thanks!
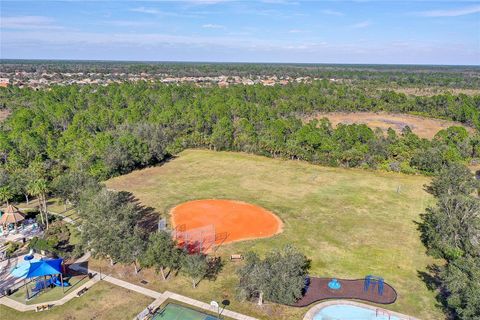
[1,281,153,320]
[171,199,283,252]
[293,276,397,307]
[4,255,90,305]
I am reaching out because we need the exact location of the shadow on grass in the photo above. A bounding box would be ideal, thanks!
[417,266,454,319]
[118,191,159,233]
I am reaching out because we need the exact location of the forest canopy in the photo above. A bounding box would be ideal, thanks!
[0,80,479,199]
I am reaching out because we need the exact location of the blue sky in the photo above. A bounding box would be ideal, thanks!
[1,1,479,65]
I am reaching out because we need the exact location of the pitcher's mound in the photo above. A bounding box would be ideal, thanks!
[171,199,283,246]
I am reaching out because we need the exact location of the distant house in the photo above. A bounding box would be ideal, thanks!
[218,81,229,87]
[261,79,276,86]
[0,78,10,87]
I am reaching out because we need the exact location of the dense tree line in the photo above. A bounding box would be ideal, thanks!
[0,81,479,200]
[419,164,480,319]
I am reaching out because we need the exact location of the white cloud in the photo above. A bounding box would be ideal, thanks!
[202,23,225,29]
[321,9,344,16]
[3,28,479,65]
[1,16,62,30]
[351,20,371,29]
[106,20,159,28]
[129,7,199,18]
[417,5,480,17]
[1,29,321,52]
[185,0,229,5]
[130,7,161,15]
[288,29,306,33]
[260,0,299,4]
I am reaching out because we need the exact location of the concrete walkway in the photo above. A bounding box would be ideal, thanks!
[46,210,76,225]
[0,274,99,312]
[102,274,162,299]
[66,253,165,299]
[0,252,258,320]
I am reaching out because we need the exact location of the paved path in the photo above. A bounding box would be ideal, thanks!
[1,253,258,320]
[48,210,76,225]
[17,204,77,225]
[0,274,99,312]
[102,275,162,299]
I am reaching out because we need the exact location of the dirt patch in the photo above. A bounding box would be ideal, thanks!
[0,109,10,122]
[171,199,283,246]
[308,112,474,139]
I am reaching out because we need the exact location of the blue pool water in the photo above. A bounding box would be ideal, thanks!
[313,304,401,320]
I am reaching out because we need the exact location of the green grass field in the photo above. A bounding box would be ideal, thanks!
[104,149,442,320]
[0,281,153,320]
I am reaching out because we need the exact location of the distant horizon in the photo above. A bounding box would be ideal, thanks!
[2,1,479,65]
[1,58,479,68]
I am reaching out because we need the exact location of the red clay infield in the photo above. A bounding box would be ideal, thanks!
[171,199,283,245]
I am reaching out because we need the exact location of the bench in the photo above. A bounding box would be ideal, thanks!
[35,304,51,312]
[230,254,244,261]
[77,287,88,297]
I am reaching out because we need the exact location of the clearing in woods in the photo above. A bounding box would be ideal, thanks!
[105,149,441,320]
[308,112,474,139]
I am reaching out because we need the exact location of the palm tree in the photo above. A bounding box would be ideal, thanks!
[0,186,12,206]
[28,179,49,229]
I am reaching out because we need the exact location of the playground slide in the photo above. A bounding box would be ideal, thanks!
[52,277,70,287]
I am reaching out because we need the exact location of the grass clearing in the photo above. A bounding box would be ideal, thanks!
[0,280,153,320]
[306,111,474,139]
[105,149,442,320]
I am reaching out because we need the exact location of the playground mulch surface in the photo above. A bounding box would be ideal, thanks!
[292,277,397,307]
[171,199,283,246]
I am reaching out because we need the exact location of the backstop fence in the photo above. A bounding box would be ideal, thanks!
[173,224,217,254]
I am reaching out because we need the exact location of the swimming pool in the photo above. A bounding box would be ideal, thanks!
[313,304,401,320]
[152,303,219,320]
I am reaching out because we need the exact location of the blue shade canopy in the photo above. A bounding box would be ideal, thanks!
[10,259,41,278]
[25,258,63,279]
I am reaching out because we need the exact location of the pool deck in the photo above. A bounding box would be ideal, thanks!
[302,300,421,320]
